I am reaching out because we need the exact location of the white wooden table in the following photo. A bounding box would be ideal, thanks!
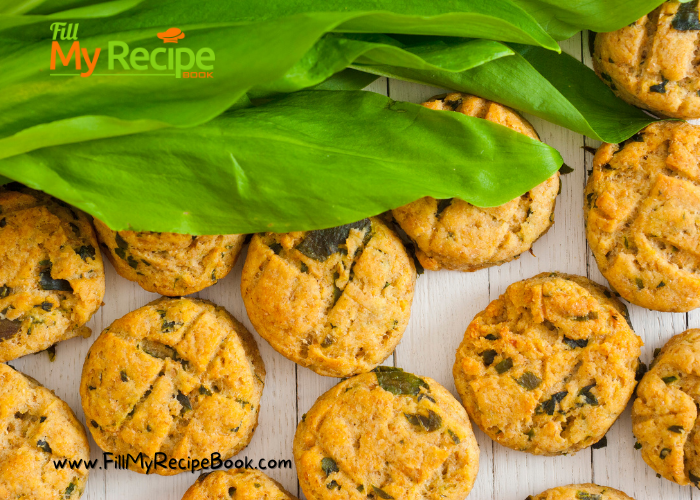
[10,33,696,500]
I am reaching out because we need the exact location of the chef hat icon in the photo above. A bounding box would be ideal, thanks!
[157,27,185,43]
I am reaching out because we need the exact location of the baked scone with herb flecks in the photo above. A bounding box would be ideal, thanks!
[585,122,700,312]
[182,469,298,500]
[242,218,416,377]
[527,483,635,500]
[0,363,90,499]
[392,93,559,272]
[454,272,643,456]
[633,329,700,487]
[0,184,104,362]
[294,368,479,500]
[80,297,264,475]
[94,219,245,296]
[594,1,700,119]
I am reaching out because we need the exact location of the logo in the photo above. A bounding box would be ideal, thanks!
[49,23,214,78]
[157,28,185,43]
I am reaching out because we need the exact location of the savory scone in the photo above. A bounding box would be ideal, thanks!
[632,329,700,487]
[0,363,90,499]
[392,93,559,272]
[453,272,643,456]
[527,483,635,500]
[594,1,700,119]
[585,122,700,312]
[294,368,479,500]
[182,469,298,500]
[241,218,416,377]
[0,185,104,362]
[93,219,245,296]
[80,297,264,476]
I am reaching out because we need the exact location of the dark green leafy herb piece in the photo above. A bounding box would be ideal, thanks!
[0,318,21,340]
[91,420,99,428]
[326,480,341,490]
[576,493,602,500]
[635,442,642,450]
[573,311,598,321]
[563,336,589,349]
[525,428,535,441]
[592,435,607,449]
[660,448,672,459]
[35,301,52,312]
[447,429,460,444]
[485,334,499,340]
[669,425,684,434]
[39,266,73,292]
[357,484,365,492]
[371,486,394,499]
[404,410,443,432]
[662,375,679,384]
[516,372,542,391]
[64,481,76,497]
[199,386,212,396]
[495,357,513,374]
[321,457,339,477]
[689,471,700,488]
[37,439,52,453]
[654,348,661,358]
[539,390,567,415]
[269,243,282,255]
[141,340,178,360]
[480,349,497,366]
[115,233,128,249]
[657,281,666,288]
[578,384,599,405]
[559,164,574,174]
[120,370,128,382]
[635,360,648,381]
[435,199,452,217]
[673,0,700,31]
[162,319,182,333]
[375,367,429,396]
[0,218,5,228]
[300,262,309,273]
[177,391,192,411]
[75,245,96,261]
[296,219,370,261]
[649,80,669,94]
[47,344,56,362]
[0,285,10,298]
[127,256,139,269]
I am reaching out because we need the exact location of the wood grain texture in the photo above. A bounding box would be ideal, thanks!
[7,35,697,500]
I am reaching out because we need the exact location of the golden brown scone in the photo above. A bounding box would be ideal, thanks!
[182,469,298,500]
[527,483,635,500]
[594,1,700,119]
[241,218,415,377]
[294,368,479,500]
[633,329,700,487]
[392,93,559,272]
[585,122,700,312]
[80,297,264,476]
[93,219,245,296]
[0,185,104,362]
[453,272,643,456]
[0,363,90,499]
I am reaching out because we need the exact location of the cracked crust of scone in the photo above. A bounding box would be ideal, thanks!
[454,272,643,456]
[80,297,265,476]
[594,2,700,119]
[0,185,105,362]
[585,122,700,312]
[392,93,559,272]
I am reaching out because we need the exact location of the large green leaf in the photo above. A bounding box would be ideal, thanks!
[250,34,513,98]
[0,0,560,160]
[0,91,563,234]
[510,0,666,40]
[353,44,660,144]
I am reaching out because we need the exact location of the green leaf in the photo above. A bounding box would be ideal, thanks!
[321,457,339,477]
[0,0,557,160]
[509,0,666,40]
[353,44,661,143]
[375,367,429,397]
[249,34,514,98]
[0,90,563,234]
